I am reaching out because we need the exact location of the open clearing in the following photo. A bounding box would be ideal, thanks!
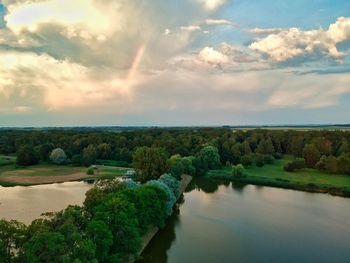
[0,163,131,186]
[208,157,350,196]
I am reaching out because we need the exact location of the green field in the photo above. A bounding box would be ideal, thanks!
[0,155,16,167]
[207,158,350,197]
[0,160,131,186]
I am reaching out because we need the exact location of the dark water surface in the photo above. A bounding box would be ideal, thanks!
[0,181,93,224]
[138,178,350,263]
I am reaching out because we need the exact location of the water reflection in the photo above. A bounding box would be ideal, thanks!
[139,177,350,263]
[136,212,180,263]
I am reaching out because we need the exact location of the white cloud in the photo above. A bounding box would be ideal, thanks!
[0,51,142,111]
[205,19,234,26]
[195,0,228,11]
[250,17,350,63]
[199,46,229,64]
[180,25,201,32]
[249,27,284,35]
[4,0,113,41]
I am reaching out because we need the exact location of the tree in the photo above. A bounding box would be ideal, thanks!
[303,144,321,168]
[159,174,181,199]
[16,145,39,166]
[39,143,54,162]
[240,154,253,166]
[337,155,350,175]
[257,138,275,155]
[231,144,241,165]
[255,154,265,167]
[0,219,26,262]
[87,220,113,262]
[198,146,221,170]
[50,148,67,165]
[132,147,168,182]
[82,145,97,167]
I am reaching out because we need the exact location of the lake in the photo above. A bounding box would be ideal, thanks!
[138,178,350,263]
[1,178,350,262]
[0,181,93,224]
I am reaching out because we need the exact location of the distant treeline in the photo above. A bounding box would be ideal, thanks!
[1,128,350,175]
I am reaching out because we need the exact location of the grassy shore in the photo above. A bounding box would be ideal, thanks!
[207,158,350,197]
[0,162,131,186]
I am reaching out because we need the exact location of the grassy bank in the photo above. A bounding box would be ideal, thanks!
[207,158,350,197]
[0,163,131,186]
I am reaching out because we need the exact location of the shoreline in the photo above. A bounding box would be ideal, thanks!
[134,174,193,262]
[206,174,350,198]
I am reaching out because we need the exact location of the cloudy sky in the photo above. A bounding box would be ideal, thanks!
[0,0,350,126]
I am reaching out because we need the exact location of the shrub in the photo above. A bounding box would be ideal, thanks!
[231,164,247,178]
[255,154,265,167]
[283,158,306,172]
[86,167,95,175]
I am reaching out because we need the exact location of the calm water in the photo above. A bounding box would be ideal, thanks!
[0,181,93,224]
[138,178,350,263]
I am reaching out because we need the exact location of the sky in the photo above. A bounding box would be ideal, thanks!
[0,0,350,127]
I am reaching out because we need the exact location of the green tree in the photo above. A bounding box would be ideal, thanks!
[0,219,26,263]
[199,145,221,170]
[82,145,97,167]
[87,220,113,262]
[231,164,247,178]
[255,154,265,168]
[16,145,39,166]
[39,143,54,162]
[132,147,168,182]
[256,138,275,155]
[50,148,67,165]
[303,144,321,168]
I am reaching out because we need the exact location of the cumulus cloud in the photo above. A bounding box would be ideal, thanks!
[4,0,112,41]
[250,17,350,63]
[198,46,230,64]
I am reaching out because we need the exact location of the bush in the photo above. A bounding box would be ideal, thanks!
[283,158,306,172]
[240,154,253,166]
[255,154,265,168]
[86,167,95,175]
[231,164,247,178]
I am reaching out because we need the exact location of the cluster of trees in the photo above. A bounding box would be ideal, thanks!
[0,173,181,262]
[132,145,221,182]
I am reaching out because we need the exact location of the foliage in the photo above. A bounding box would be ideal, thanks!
[255,154,265,168]
[283,158,306,172]
[82,145,97,167]
[240,154,253,166]
[147,180,176,216]
[303,144,321,168]
[159,173,181,199]
[87,167,95,175]
[231,164,247,178]
[132,147,168,182]
[50,148,67,165]
[263,154,275,164]
[16,145,39,166]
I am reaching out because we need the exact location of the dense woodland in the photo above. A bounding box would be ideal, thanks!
[1,128,350,176]
[1,128,350,262]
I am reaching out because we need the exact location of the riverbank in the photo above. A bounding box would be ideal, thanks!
[207,159,350,198]
[0,164,131,186]
[136,174,192,261]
